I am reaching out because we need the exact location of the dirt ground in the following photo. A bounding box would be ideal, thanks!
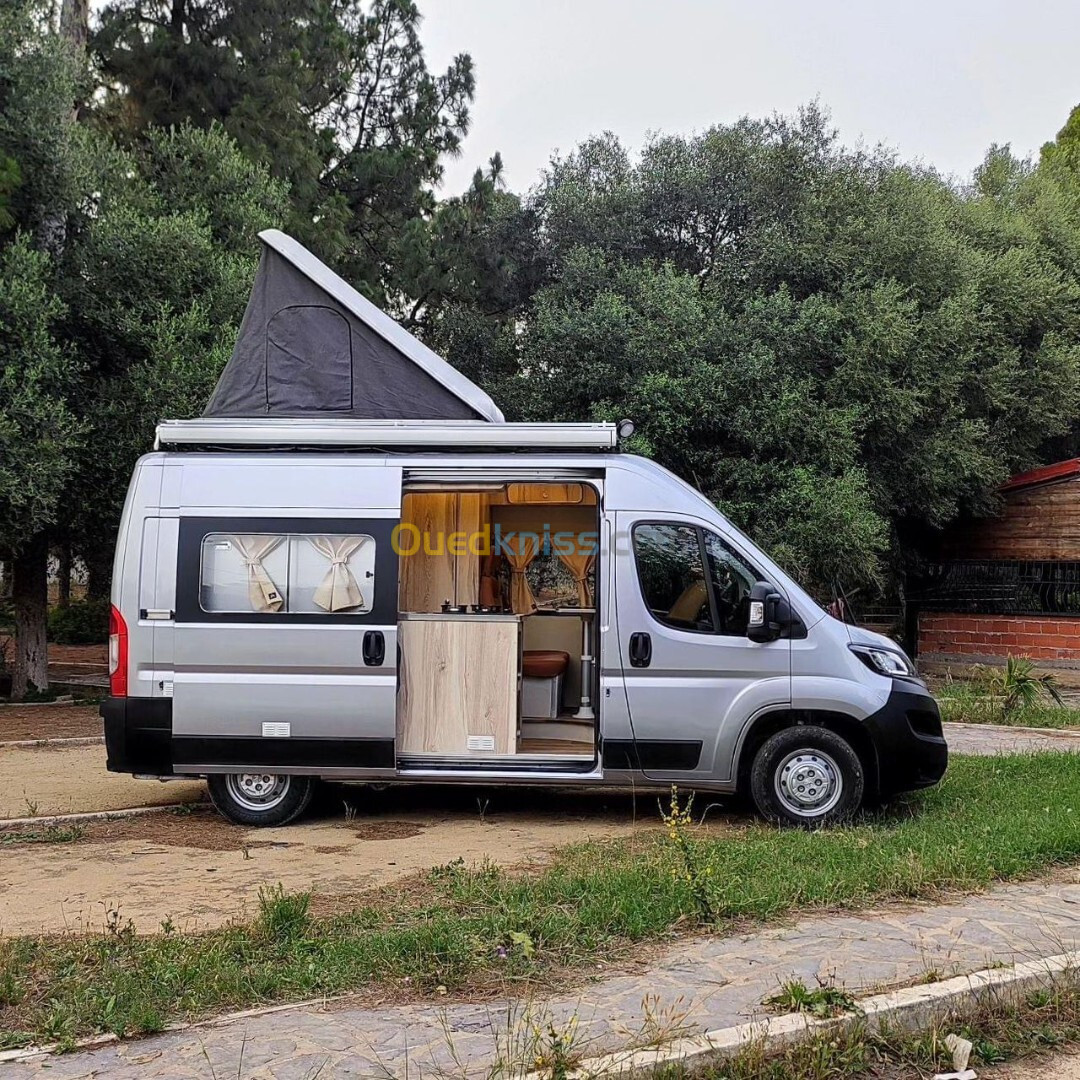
[987,1048,1080,1078]
[0,702,103,742]
[0,742,204,818]
[0,786,682,937]
[0,725,723,939]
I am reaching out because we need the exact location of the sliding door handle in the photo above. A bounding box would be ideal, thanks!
[363,630,385,666]
[628,631,652,668]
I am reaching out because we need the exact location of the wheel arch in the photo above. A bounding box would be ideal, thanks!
[734,709,880,799]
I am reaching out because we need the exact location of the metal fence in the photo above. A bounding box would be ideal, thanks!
[911,560,1080,616]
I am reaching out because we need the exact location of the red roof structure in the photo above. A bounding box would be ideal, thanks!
[999,458,1080,493]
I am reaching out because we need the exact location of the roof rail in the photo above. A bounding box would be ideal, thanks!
[154,419,618,452]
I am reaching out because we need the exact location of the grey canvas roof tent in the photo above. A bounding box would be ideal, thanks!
[204,229,504,422]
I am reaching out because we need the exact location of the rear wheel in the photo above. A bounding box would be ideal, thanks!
[749,725,864,827]
[207,773,315,827]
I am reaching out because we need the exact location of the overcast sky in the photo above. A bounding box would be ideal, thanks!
[419,0,1080,195]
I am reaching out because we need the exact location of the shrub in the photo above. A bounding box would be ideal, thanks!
[992,656,1065,717]
[47,598,109,645]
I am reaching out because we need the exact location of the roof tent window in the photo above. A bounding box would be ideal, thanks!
[203,230,505,421]
[266,305,352,412]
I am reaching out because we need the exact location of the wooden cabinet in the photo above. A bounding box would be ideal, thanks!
[506,482,583,505]
[397,614,520,757]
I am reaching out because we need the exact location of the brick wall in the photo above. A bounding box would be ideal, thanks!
[918,613,1080,662]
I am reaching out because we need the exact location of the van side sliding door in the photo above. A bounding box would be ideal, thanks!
[171,509,400,778]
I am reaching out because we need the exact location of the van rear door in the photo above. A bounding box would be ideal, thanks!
[170,465,401,777]
[613,512,792,784]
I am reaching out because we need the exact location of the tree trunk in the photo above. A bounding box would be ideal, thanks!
[12,533,49,699]
[57,542,72,608]
[59,0,89,52]
[36,0,90,253]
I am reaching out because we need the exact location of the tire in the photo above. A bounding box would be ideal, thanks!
[207,773,315,827]
[749,726,864,828]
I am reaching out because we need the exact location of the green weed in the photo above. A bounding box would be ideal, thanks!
[763,977,857,1018]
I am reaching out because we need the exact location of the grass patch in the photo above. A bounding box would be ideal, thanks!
[675,968,1080,1079]
[0,825,85,847]
[937,680,1080,729]
[2,753,1080,1048]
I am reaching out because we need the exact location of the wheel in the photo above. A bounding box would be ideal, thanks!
[749,726,864,828]
[207,772,315,827]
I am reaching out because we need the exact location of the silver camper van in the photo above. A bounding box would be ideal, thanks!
[102,417,947,828]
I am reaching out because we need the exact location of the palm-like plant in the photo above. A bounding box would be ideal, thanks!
[992,656,1065,717]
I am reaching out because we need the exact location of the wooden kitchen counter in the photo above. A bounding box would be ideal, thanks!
[397,613,521,758]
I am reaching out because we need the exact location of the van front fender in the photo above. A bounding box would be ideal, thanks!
[727,676,892,786]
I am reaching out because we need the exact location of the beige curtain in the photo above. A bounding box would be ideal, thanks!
[558,548,596,607]
[231,535,285,612]
[308,535,368,611]
[503,533,538,614]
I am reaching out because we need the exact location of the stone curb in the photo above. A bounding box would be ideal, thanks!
[549,949,1080,1078]
[1,950,1075,1072]
[0,996,336,1064]
[0,802,204,831]
[0,697,76,708]
[0,735,104,750]
[942,721,1080,739]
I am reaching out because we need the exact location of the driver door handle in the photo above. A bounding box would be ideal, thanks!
[629,631,652,668]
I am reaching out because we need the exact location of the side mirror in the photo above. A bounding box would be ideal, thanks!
[747,580,788,643]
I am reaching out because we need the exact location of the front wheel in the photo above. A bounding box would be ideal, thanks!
[207,773,315,827]
[749,726,864,828]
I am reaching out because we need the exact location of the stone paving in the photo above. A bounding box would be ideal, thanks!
[8,871,1080,1079]
[943,720,1080,755]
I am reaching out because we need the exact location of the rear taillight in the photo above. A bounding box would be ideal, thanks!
[109,604,128,697]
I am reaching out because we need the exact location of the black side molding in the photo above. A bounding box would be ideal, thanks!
[603,739,703,771]
[173,735,396,771]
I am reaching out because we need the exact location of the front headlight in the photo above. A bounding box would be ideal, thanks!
[849,643,915,677]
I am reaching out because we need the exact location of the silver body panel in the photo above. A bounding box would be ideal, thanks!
[111,448,899,791]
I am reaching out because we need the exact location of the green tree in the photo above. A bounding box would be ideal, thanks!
[58,124,288,595]
[0,0,87,696]
[92,0,474,302]
[440,108,1080,597]
[1040,104,1080,175]
[0,238,82,695]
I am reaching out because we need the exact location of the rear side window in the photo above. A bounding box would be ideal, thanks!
[199,532,375,614]
[632,524,714,632]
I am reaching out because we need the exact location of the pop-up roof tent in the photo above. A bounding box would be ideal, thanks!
[204,230,504,422]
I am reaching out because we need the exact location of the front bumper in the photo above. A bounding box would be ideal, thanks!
[863,680,948,795]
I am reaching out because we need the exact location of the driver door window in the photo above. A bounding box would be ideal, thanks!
[703,532,760,636]
[632,524,715,632]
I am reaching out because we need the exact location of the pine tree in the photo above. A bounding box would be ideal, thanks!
[93,0,475,303]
